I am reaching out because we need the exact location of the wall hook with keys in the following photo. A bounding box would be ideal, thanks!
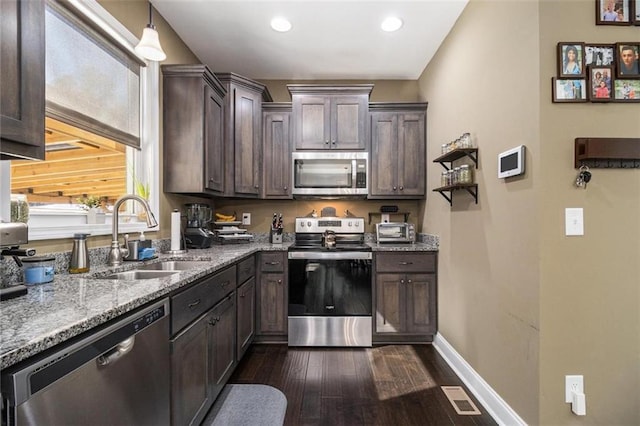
[575,165,592,189]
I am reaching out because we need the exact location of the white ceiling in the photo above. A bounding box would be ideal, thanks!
[152,0,468,80]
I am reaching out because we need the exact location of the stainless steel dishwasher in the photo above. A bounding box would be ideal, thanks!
[1,298,170,426]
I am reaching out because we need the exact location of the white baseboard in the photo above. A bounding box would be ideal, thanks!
[433,333,527,426]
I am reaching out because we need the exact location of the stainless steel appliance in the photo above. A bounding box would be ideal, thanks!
[1,298,171,426]
[184,203,214,248]
[375,222,416,243]
[1,222,35,301]
[292,152,368,196]
[288,216,372,347]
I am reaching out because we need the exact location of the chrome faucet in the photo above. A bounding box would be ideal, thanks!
[107,194,158,266]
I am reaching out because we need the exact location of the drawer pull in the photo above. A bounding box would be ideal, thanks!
[208,318,217,326]
[188,299,201,309]
[266,261,281,265]
[398,261,413,265]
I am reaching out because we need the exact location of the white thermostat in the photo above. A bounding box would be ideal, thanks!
[498,145,526,178]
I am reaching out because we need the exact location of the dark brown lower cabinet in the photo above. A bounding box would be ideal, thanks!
[236,277,255,360]
[169,266,237,426]
[256,252,287,340]
[208,294,237,402]
[374,252,438,343]
[170,311,210,426]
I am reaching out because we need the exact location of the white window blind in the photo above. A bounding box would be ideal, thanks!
[45,1,141,148]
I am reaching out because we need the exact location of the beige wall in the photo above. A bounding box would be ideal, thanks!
[419,0,639,424]
[537,1,640,424]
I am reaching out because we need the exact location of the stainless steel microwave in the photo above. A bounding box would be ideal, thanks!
[292,152,368,196]
[376,222,416,243]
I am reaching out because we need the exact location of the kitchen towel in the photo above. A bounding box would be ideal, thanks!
[170,210,181,251]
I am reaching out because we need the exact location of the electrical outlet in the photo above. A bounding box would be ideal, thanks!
[565,375,584,403]
[242,213,251,225]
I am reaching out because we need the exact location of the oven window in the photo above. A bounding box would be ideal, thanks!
[289,259,372,316]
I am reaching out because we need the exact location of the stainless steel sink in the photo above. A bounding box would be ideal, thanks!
[136,261,209,271]
[100,270,179,280]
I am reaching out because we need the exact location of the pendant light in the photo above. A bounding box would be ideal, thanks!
[135,3,167,61]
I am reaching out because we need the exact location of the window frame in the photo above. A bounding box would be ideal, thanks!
[15,0,160,241]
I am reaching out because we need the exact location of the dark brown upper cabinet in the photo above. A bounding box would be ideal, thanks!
[262,103,292,199]
[289,85,372,151]
[1,0,45,160]
[369,103,428,199]
[162,65,227,195]
[216,73,272,198]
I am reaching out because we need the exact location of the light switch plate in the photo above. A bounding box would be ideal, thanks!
[565,208,584,236]
[242,213,251,225]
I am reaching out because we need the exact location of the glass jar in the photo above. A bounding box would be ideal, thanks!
[441,144,448,155]
[460,132,472,148]
[441,171,448,187]
[22,256,55,285]
[10,194,29,223]
[459,164,473,184]
[452,167,460,185]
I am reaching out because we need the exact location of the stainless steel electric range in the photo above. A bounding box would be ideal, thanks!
[287,216,372,347]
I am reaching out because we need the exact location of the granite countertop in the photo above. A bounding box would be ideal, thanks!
[368,242,438,251]
[0,240,437,369]
[0,243,290,369]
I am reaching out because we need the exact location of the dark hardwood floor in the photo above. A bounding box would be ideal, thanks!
[229,344,497,426]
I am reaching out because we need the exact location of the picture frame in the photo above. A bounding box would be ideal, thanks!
[596,0,632,25]
[552,78,588,103]
[557,42,586,78]
[584,44,615,67]
[589,66,614,101]
[615,43,640,78]
[613,79,640,101]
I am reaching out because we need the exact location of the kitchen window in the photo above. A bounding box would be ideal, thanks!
[2,0,160,240]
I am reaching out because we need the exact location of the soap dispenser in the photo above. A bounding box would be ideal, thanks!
[69,233,90,274]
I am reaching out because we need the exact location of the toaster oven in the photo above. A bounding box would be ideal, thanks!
[375,222,415,243]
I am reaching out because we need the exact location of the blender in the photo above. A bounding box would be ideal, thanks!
[183,203,214,248]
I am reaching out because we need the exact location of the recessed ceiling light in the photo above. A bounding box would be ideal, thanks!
[271,17,292,32]
[381,16,403,32]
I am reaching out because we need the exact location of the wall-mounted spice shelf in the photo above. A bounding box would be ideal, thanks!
[432,183,478,206]
[433,148,478,170]
[574,137,640,169]
[433,147,479,205]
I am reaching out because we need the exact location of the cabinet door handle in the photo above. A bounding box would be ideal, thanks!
[277,279,282,284]
[407,279,412,283]
[188,299,201,309]
[254,185,259,189]
[325,140,330,145]
[283,185,288,190]
[399,186,404,190]
[398,261,413,265]
[393,186,397,190]
[240,292,245,298]
[400,279,405,284]
[209,318,217,326]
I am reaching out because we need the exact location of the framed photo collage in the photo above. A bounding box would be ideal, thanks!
[552,42,640,103]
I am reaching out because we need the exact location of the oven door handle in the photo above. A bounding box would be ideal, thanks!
[288,251,372,260]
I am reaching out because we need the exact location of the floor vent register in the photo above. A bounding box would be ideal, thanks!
[441,386,482,416]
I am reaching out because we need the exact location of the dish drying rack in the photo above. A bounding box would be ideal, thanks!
[212,221,253,244]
